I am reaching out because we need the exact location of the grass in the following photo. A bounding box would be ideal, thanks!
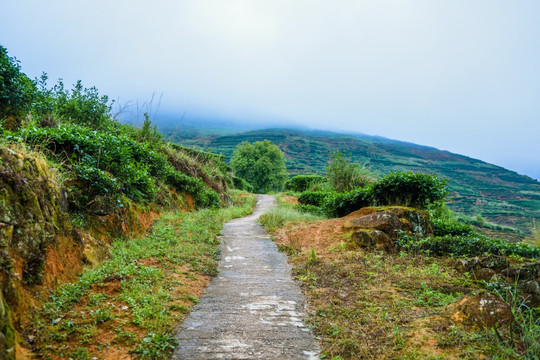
[258,206,323,233]
[32,191,256,359]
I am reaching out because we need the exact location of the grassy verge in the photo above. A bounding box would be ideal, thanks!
[261,197,538,359]
[32,191,256,359]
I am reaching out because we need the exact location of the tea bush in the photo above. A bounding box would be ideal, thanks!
[19,124,219,209]
[294,204,325,217]
[322,188,373,218]
[396,233,540,258]
[297,191,328,207]
[286,174,327,192]
[371,172,448,209]
[432,218,476,237]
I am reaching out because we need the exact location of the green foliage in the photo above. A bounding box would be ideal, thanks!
[298,191,328,207]
[232,176,254,192]
[259,207,322,233]
[38,78,113,129]
[286,174,327,192]
[326,151,374,192]
[19,124,219,209]
[396,233,540,258]
[294,204,325,217]
[322,188,372,218]
[371,171,448,209]
[0,45,36,121]
[138,112,162,146]
[432,218,476,237]
[230,140,288,193]
[131,332,177,359]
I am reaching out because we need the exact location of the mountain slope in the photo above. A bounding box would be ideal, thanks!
[165,127,540,235]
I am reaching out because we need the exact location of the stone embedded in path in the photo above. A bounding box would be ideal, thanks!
[172,195,320,360]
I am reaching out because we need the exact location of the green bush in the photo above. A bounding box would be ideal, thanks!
[294,204,325,217]
[322,188,372,218]
[326,151,374,192]
[0,45,36,121]
[432,218,476,237]
[371,172,448,209]
[286,174,327,192]
[298,191,328,207]
[232,176,254,192]
[396,233,540,258]
[38,78,113,129]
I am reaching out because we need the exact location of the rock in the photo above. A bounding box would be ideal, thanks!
[446,293,513,329]
[343,211,402,235]
[385,207,433,237]
[478,255,509,272]
[350,230,396,252]
[454,257,481,273]
[455,255,509,274]
[474,268,497,282]
[518,280,540,304]
[501,267,537,281]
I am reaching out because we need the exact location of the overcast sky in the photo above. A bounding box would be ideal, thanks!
[2,1,539,180]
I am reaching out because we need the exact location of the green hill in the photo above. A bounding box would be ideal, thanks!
[163,127,540,236]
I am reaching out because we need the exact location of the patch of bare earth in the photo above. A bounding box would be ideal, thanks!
[271,217,497,359]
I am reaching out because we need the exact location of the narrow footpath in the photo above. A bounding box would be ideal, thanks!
[172,195,320,360]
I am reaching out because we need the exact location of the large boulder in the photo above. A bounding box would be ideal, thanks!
[351,230,395,253]
[445,293,513,329]
[343,211,402,236]
[344,207,433,252]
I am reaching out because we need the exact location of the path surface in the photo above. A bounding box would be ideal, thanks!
[172,195,320,360]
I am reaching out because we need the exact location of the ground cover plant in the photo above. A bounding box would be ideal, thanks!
[31,191,256,360]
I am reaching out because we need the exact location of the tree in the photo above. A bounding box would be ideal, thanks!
[326,151,374,192]
[230,140,288,193]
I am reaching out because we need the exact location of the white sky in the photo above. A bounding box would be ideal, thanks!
[2,0,539,179]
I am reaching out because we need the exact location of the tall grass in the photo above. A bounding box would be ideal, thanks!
[259,207,322,233]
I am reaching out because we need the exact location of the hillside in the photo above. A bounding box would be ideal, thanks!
[163,127,540,236]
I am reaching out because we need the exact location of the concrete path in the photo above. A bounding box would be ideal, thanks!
[172,195,320,360]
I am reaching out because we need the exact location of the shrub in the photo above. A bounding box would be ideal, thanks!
[295,204,325,217]
[44,79,113,129]
[232,176,254,192]
[396,233,540,258]
[432,218,476,237]
[298,191,328,207]
[326,151,374,192]
[371,172,448,209]
[322,188,373,218]
[286,174,327,192]
[0,45,36,121]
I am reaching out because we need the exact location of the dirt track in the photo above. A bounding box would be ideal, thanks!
[172,195,320,359]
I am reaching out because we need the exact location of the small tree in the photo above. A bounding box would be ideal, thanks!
[230,140,288,193]
[326,151,374,192]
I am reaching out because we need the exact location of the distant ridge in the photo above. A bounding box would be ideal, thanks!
[162,126,540,235]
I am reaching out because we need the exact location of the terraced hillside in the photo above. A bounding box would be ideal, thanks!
[165,128,540,235]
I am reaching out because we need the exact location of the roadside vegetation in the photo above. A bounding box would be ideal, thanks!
[260,154,540,359]
[32,191,256,359]
[0,44,255,359]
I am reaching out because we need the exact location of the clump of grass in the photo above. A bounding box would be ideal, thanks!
[259,207,322,232]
